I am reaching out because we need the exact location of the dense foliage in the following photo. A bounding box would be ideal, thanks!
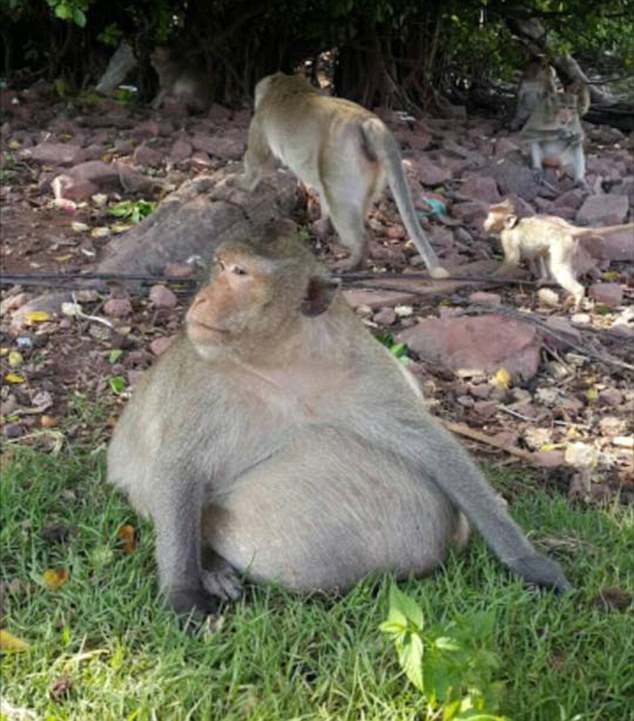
[1,0,633,107]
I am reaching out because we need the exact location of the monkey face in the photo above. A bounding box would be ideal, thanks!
[483,201,515,233]
[186,250,275,347]
[555,95,578,125]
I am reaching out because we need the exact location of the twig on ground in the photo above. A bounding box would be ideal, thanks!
[441,420,540,465]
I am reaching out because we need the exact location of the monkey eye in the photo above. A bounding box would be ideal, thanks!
[231,265,248,276]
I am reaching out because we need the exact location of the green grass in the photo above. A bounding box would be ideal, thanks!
[1,448,632,721]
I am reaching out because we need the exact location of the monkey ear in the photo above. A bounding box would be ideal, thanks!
[301,276,340,317]
[504,214,519,229]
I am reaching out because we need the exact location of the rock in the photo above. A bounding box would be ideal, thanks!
[149,284,178,308]
[164,262,194,278]
[599,416,627,436]
[589,283,623,308]
[415,157,452,185]
[53,160,157,200]
[543,317,582,346]
[373,307,397,325]
[473,400,497,417]
[191,134,244,160]
[581,226,634,262]
[130,120,161,140]
[169,138,193,163]
[577,194,630,226]
[104,297,133,317]
[599,388,623,406]
[482,156,541,201]
[3,423,24,439]
[458,176,500,204]
[571,312,591,324]
[344,288,418,310]
[537,288,560,307]
[451,201,488,224]
[150,335,176,356]
[0,292,29,315]
[468,291,501,305]
[133,143,163,167]
[22,142,83,166]
[397,315,542,380]
[564,442,598,469]
[191,151,213,170]
[554,188,586,209]
[494,137,519,157]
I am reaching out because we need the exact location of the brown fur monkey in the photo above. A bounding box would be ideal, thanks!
[150,46,211,114]
[520,82,591,184]
[511,57,557,131]
[107,227,570,619]
[484,199,633,307]
[237,72,449,279]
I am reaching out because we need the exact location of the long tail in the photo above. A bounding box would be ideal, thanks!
[360,118,445,276]
[572,222,634,237]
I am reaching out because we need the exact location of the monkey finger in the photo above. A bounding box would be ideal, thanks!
[201,568,243,602]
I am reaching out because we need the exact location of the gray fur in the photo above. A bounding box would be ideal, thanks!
[108,235,571,617]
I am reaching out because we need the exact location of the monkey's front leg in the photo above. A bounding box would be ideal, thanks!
[152,469,218,618]
[529,140,543,171]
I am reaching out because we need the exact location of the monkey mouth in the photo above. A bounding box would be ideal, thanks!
[187,319,231,336]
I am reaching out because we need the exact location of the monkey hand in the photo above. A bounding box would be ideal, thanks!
[429,266,450,280]
[509,553,572,594]
[201,567,243,602]
[166,584,220,619]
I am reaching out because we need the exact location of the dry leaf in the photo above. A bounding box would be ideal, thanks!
[0,629,31,652]
[117,524,138,554]
[8,351,23,368]
[491,367,512,390]
[25,311,50,324]
[42,568,69,591]
[4,373,25,384]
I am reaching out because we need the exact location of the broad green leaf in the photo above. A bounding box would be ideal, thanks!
[389,584,424,630]
[398,632,424,692]
[109,376,127,394]
[108,349,123,364]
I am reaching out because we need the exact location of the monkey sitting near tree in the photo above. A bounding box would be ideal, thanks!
[520,81,591,185]
[235,72,449,279]
[107,224,571,620]
[510,56,558,131]
[484,198,633,307]
[150,46,212,115]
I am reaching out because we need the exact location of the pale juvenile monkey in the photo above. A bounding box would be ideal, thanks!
[520,81,591,184]
[237,72,449,279]
[107,226,570,619]
[150,46,211,114]
[511,56,557,131]
[484,198,633,307]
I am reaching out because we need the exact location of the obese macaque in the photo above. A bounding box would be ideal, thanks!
[107,226,570,619]
[484,198,633,307]
[511,56,557,131]
[520,81,591,184]
[150,46,211,114]
[237,72,449,279]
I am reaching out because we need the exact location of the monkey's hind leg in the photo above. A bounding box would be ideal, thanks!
[548,251,585,308]
[325,200,368,270]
